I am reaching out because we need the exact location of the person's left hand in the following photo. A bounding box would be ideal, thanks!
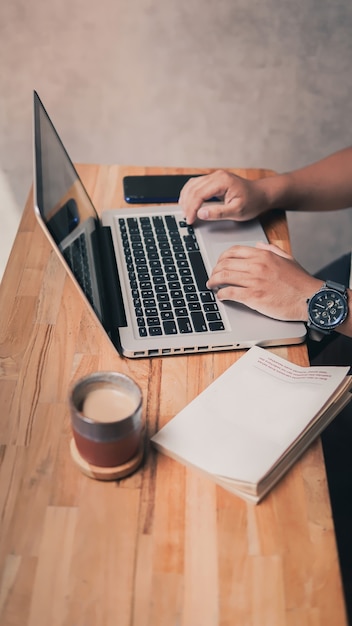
[206,242,322,321]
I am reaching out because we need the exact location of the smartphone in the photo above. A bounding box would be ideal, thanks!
[123,174,202,204]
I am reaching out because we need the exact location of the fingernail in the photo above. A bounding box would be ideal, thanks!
[198,207,209,220]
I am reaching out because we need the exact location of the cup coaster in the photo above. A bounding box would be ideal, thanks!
[70,438,144,481]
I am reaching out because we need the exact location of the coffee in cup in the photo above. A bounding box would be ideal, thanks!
[69,371,144,478]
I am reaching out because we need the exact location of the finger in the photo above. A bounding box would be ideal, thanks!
[214,285,247,303]
[207,259,253,290]
[179,171,231,223]
[197,202,241,221]
[215,244,259,263]
[178,176,215,223]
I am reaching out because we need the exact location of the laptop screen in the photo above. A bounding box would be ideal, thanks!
[33,91,105,323]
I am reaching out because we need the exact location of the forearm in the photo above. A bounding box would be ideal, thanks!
[256,147,352,213]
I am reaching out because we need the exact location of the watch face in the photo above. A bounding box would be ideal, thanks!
[309,288,348,330]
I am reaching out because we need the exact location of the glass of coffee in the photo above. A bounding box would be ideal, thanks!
[69,372,144,476]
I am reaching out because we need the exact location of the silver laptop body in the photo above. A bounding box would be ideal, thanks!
[33,91,306,358]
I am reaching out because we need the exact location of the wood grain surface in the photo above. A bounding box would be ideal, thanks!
[0,165,347,625]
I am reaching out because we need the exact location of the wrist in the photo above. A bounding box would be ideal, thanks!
[299,278,324,322]
[253,173,294,214]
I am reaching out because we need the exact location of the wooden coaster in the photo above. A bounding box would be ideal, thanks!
[70,438,144,481]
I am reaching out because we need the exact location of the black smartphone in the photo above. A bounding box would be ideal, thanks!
[123,174,202,204]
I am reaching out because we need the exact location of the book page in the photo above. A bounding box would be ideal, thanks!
[151,346,349,485]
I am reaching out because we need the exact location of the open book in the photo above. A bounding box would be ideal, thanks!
[151,346,352,503]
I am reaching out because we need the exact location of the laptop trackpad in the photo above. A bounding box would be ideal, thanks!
[195,218,267,269]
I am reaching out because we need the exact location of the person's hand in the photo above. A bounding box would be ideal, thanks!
[206,242,323,322]
[179,169,269,225]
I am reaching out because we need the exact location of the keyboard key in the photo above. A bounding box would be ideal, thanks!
[175,252,186,261]
[186,293,199,302]
[165,215,178,232]
[189,304,202,314]
[159,302,172,311]
[203,303,219,312]
[147,317,160,326]
[151,267,163,276]
[153,216,164,229]
[149,326,163,336]
[138,272,150,281]
[157,293,170,302]
[209,321,225,332]
[200,291,215,302]
[127,217,139,232]
[163,320,177,335]
[155,284,167,293]
[161,310,174,320]
[166,272,178,281]
[188,251,208,290]
[177,259,189,269]
[169,281,181,291]
[170,289,182,298]
[191,311,207,332]
[172,298,185,308]
[206,312,221,321]
[177,317,192,333]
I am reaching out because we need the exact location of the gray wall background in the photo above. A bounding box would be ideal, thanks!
[0,0,351,279]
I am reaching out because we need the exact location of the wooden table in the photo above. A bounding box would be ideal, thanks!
[0,165,347,626]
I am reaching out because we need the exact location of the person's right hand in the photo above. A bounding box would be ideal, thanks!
[179,169,269,225]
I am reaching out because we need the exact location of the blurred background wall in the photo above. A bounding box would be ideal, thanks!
[1,0,351,280]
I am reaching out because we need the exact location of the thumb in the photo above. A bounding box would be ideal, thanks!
[196,203,229,221]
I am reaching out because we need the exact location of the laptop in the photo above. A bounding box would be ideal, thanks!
[33,91,306,358]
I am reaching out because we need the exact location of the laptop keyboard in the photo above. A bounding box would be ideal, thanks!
[118,215,225,337]
[63,233,94,307]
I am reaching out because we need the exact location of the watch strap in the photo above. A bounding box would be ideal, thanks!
[325,280,347,296]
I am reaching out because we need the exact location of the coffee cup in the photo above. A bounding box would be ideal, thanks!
[69,372,144,475]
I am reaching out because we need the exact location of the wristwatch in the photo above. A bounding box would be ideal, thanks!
[307,280,349,339]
